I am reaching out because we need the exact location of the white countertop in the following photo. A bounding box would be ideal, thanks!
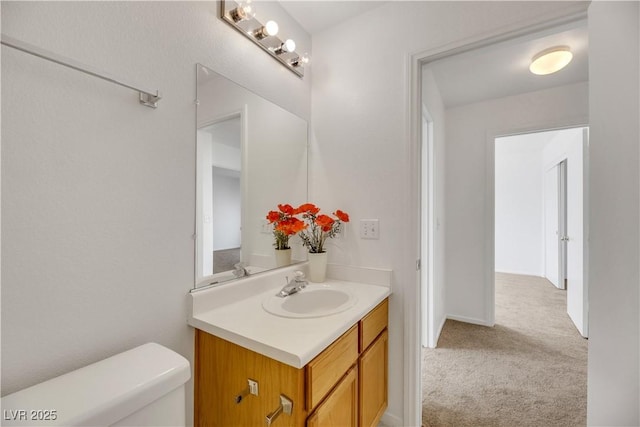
[188,264,392,368]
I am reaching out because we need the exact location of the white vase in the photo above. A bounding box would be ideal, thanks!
[275,248,292,267]
[307,251,328,282]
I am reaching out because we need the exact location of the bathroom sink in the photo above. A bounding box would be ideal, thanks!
[262,284,358,319]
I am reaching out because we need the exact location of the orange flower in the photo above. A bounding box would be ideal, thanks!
[268,203,305,249]
[276,218,304,236]
[278,204,294,215]
[334,210,350,223]
[272,203,349,253]
[316,214,335,232]
[296,203,320,215]
[266,211,280,223]
[277,217,306,235]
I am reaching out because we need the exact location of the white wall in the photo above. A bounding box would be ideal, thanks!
[211,169,241,250]
[587,2,639,425]
[197,130,214,277]
[310,1,589,422]
[445,82,588,325]
[543,128,584,167]
[1,3,311,425]
[211,142,241,171]
[422,68,447,347]
[211,125,242,252]
[495,133,551,276]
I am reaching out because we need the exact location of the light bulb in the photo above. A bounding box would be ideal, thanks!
[254,20,279,39]
[283,39,296,53]
[230,1,255,22]
[264,20,279,37]
[275,39,296,55]
[291,52,310,67]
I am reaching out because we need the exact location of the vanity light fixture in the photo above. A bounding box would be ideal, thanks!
[529,46,573,75]
[221,0,310,78]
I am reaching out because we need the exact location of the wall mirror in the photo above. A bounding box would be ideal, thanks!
[195,64,308,289]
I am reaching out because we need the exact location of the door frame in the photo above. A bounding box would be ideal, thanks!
[421,107,435,348]
[543,160,567,289]
[405,4,589,425]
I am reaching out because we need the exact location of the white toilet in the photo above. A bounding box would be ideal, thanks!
[1,343,191,426]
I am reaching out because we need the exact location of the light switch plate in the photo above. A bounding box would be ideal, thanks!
[360,219,379,239]
[260,220,272,234]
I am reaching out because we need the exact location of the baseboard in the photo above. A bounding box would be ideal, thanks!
[425,314,447,348]
[495,269,543,277]
[380,411,403,426]
[446,314,493,327]
[434,315,447,346]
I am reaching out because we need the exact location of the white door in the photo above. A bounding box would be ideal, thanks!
[544,164,561,288]
[566,129,588,337]
[559,160,568,290]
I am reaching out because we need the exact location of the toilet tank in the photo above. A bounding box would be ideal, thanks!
[1,343,191,426]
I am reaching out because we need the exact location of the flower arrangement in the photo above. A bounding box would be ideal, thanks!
[295,203,350,253]
[266,204,305,250]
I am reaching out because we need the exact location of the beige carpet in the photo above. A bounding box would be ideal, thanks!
[422,273,587,427]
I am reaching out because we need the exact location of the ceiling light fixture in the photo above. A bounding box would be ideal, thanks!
[221,0,310,78]
[529,46,573,75]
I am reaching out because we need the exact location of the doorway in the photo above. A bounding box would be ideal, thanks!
[494,127,589,337]
[196,114,243,281]
[412,11,589,425]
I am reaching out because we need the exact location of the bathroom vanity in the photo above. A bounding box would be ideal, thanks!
[188,265,391,427]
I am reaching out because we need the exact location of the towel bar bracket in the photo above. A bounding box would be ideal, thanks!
[139,92,161,109]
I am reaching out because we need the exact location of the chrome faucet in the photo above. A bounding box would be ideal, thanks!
[277,271,308,297]
[232,262,250,278]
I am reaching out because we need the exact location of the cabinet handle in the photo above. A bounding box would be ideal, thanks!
[265,394,293,426]
[234,387,249,404]
[234,379,259,404]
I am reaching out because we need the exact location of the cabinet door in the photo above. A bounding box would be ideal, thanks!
[306,325,359,410]
[307,366,358,427]
[359,299,388,352]
[195,329,306,427]
[358,330,388,427]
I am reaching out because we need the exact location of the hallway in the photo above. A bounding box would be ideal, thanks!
[422,273,588,427]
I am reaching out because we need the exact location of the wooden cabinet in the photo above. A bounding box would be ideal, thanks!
[195,298,388,427]
[359,330,388,427]
[359,298,388,351]
[306,325,359,410]
[307,366,358,427]
[194,330,307,427]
